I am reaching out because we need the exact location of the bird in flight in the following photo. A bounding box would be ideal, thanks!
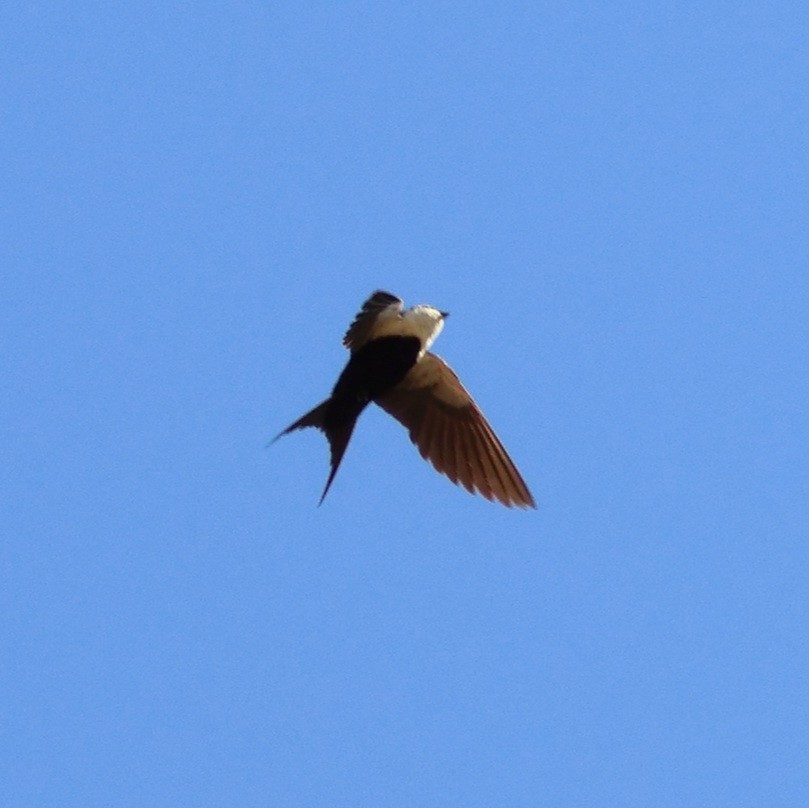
[274,291,535,508]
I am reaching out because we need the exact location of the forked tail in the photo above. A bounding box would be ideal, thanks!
[272,399,330,442]
[273,398,361,505]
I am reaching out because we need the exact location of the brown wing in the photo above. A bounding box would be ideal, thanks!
[376,353,536,509]
[342,291,403,352]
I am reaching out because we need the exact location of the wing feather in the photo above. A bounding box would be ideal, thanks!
[453,416,476,496]
[481,418,515,504]
[342,291,403,352]
[467,419,503,504]
[376,353,536,509]
[434,409,453,483]
[421,400,442,469]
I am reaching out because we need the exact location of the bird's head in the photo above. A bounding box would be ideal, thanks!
[404,305,449,352]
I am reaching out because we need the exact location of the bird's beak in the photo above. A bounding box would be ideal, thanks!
[440,311,450,319]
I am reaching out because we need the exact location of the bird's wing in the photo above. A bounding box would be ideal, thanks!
[376,353,536,508]
[342,291,403,352]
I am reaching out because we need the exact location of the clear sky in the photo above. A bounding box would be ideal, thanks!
[3,3,808,806]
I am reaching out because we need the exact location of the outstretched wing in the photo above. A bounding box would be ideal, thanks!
[376,353,536,509]
[342,290,403,352]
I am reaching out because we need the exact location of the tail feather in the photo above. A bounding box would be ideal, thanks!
[273,397,363,505]
[318,418,357,505]
[271,399,330,443]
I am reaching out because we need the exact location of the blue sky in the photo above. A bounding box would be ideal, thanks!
[3,2,808,806]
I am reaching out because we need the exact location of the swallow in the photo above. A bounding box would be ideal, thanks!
[274,291,536,508]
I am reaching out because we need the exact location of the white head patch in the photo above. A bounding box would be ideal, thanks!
[402,305,445,354]
[369,303,446,355]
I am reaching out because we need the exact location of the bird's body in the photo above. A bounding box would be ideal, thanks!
[274,291,535,508]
